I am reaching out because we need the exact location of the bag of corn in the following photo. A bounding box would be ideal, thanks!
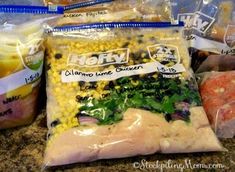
[0,5,63,129]
[44,22,223,166]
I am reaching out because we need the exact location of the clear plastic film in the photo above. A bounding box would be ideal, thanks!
[0,5,63,129]
[44,0,93,6]
[169,0,201,39]
[52,0,172,26]
[190,0,235,71]
[197,62,235,138]
[170,0,201,25]
[44,22,223,167]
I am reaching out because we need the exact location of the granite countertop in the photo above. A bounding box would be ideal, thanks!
[0,110,234,172]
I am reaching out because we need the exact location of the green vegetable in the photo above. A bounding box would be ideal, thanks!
[78,74,201,125]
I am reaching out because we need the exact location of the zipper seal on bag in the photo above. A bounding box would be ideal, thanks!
[0,5,64,14]
[64,0,113,11]
[52,22,185,32]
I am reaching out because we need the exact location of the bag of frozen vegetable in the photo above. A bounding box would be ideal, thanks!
[190,0,235,71]
[197,55,235,138]
[54,0,171,26]
[0,5,63,129]
[44,22,223,166]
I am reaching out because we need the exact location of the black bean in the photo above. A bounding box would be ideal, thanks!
[89,82,97,89]
[109,81,115,89]
[78,81,85,87]
[165,113,172,122]
[47,133,52,139]
[46,63,51,71]
[50,119,60,127]
[138,39,143,44]
[137,34,144,38]
[122,42,130,48]
[76,95,82,102]
[104,85,110,90]
[55,53,62,59]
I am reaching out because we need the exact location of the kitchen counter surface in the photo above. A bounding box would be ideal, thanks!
[0,111,234,172]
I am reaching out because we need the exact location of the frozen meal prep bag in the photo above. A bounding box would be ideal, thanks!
[44,22,223,166]
[197,56,235,138]
[54,0,171,26]
[190,0,235,70]
[0,5,64,129]
[199,71,235,138]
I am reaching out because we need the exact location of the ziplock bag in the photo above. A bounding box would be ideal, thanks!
[44,22,223,166]
[0,5,63,129]
[170,0,201,26]
[170,0,201,39]
[198,69,235,138]
[55,0,171,26]
[190,0,235,71]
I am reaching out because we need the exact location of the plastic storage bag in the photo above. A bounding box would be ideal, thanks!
[190,0,235,71]
[54,0,171,26]
[170,0,201,39]
[170,0,201,26]
[197,55,235,138]
[0,5,63,129]
[44,22,223,166]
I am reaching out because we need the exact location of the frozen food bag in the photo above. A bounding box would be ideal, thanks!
[190,0,235,71]
[196,55,235,73]
[44,22,223,166]
[170,0,201,26]
[0,5,64,129]
[198,70,235,138]
[170,0,201,39]
[54,0,171,26]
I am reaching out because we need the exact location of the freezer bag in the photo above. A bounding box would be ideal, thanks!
[44,22,223,166]
[196,55,235,73]
[0,5,63,129]
[170,0,201,39]
[54,0,171,26]
[170,0,201,26]
[190,0,235,71]
[198,70,235,138]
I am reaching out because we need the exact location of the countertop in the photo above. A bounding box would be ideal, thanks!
[0,110,234,172]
